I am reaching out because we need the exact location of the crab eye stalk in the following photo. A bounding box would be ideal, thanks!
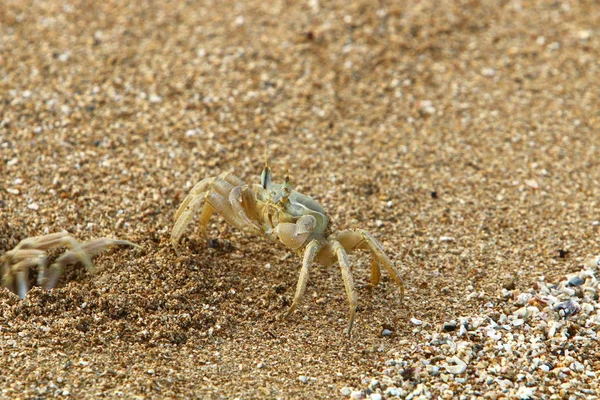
[281,174,292,202]
[261,166,272,189]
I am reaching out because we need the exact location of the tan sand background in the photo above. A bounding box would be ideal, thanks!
[1,0,600,398]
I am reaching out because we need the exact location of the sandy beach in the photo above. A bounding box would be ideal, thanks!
[2,0,600,398]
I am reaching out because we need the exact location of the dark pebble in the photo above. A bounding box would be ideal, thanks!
[442,321,457,332]
[567,276,584,287]
[555,300,581,317]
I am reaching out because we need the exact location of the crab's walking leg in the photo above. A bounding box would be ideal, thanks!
[173,177,214,222]
[370,258,381,287]
[172,173,254,253]
[229,186,261,233]
[43,238,141,290]
[357,230,404,301]
[203,174,257,232]
[171,178,215,252]
[16,232,93,274]
[221,172,246,187]
[5,257,47,299]
[332,241,358,336]
[335,229,404,301]
[281,239,322,320]
[13,232,70,250]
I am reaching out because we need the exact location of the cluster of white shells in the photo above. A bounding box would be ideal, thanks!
[344,257,600,399]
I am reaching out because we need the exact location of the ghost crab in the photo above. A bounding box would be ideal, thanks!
[1,232,140,298]
[171,163,404,335]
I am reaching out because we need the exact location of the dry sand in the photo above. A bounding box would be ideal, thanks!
[1,0,600,398]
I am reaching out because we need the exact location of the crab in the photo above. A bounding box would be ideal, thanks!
[171,163,405,335]
[1,232,140,299]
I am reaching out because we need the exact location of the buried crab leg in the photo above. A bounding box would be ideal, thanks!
[280,239,322,320]
[333,241,358,336]
[42,238,141,290]
[171,195,214,254]
[16,232,93,272]
[1,233,140,298]
[6,258,47,299]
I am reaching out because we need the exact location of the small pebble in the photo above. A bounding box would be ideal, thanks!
[442,321,457,332]
[340,387,352,396]
[350,391,365,400]
[298,375,308,384]
[554,300,581,317]
[516,386,536,399]
[567,276,584,287]
[149,94,162,103]
[410,318,423,326]
[515,293,533,305]
[381,329,392,337]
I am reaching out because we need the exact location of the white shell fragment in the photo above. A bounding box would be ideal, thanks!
[444,356,467,375]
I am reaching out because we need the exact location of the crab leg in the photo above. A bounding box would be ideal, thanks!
[332,241,358,336]
[220,172,246,187]
[370,258,381,287]
[173,177,213,223]
[229,186,261,233]
[203,191,252,232]
[5,258,48,299]
[172,173,255,252]
[357,230,404,301]
[12,232,71,250]
[15,232,93,273]
[172,177,215,251]
[171,175,236,251]
[42,238,140,290]
[281,239,322,320]
[334,229,404,301]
